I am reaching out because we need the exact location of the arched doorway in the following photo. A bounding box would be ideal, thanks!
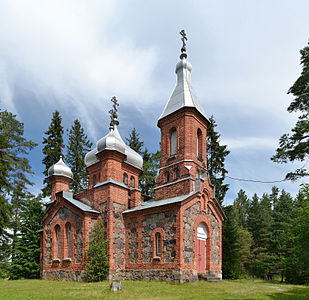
[197,223,207,274]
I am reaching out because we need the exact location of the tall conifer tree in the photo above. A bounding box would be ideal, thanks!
[66,119,93,193]
[0,110,36,234]
[9,194,44,279]
[207,116,230,205]
[270,189,295,282]
[125,128,160,197]
[125,128,144,154]
[42,110,64,197]
[271,41,309,180]
[222,205,241,279]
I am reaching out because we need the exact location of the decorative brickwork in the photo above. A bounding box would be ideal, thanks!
[41,52,224,282]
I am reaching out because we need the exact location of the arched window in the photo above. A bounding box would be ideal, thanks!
[65,223,72,259]
[93,174,97,186]
[123,173,128,185]
[170,129,177,156]
[55,225,61,259]
[165,171,170,183]
[197,129,202,159]
[155,233,161,257]
[130,176,135,188]
[174,168,180,180]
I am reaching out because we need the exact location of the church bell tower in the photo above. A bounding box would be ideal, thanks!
[154,30,210,200]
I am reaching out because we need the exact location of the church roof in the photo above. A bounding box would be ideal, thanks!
[158,57,209,123]
[123,191,198,214]
[84,126,143,170]
[62,191,100,213]
[48,156,73,179]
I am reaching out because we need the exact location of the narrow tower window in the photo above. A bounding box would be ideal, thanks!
[130,176,135,188]
[123,173,128,185]
[165,171,170,183]
[170,129,177,156]
[65,223,72,259]
[197,129,202,160]
[55,225,61,259]
[174,168,180,180]
[155,233,161,257]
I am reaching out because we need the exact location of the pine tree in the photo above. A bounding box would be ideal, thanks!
[42,110,64,197]
[66,119,93,193]
[84,221,109,282]
[0,110,36,234]
[271,41,309,180]
[9,194,44,279]
[207,116,230,205]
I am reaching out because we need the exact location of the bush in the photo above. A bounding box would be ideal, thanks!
[84,221,109,282]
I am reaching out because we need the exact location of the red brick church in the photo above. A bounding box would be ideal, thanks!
[40,37,224,283]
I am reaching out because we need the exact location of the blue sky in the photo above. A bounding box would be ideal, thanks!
[0,0,308,204]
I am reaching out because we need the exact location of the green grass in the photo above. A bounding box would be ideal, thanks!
[0,279,308,299]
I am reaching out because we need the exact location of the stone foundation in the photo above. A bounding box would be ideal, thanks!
[109,269,198,283]
[41,270,85,281]
[206,270,222,279]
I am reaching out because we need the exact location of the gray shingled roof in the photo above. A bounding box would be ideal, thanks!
[93,178,129,190]
[123,191,197,214]
[62,191,99,213]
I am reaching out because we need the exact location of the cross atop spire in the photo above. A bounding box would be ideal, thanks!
[109,96,119,130]
[180,29,187,59]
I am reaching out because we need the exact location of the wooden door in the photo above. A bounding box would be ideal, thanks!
[197,239,206,274]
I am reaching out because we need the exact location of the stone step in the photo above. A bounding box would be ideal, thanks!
[198,274,222,282]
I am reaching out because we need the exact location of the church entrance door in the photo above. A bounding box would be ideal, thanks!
[197,223,207,274]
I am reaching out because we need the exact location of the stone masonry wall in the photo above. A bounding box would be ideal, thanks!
[46,207,83,265]
[207,204,220,265]
[115,269,198,283]
[128,217,138,264]
[113,202,126,267]
[142,210,176,263]
[183,202,201,264]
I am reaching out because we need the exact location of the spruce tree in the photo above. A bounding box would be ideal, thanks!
[125,128,160,197]
[42,110,64,197]
[84,221,109,282]
[207,116,230,205]
[141,148,160,197]
[0,110,36,234]
[247,193,273,278]
[285,184,309,284]
[271,41,309,180]
[232,189,250,229]
[222,205,241,279]
[125,128,144,154]
[270,189,295,282]
[66,119,93,193]
[9,194,44,279]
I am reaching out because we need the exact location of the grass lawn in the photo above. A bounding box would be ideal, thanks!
[0,278,308,300]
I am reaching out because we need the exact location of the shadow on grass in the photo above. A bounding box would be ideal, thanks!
[267,287,309,299]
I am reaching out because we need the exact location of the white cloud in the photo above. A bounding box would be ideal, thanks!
[0,0,158,139]
[223,136,278,150]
